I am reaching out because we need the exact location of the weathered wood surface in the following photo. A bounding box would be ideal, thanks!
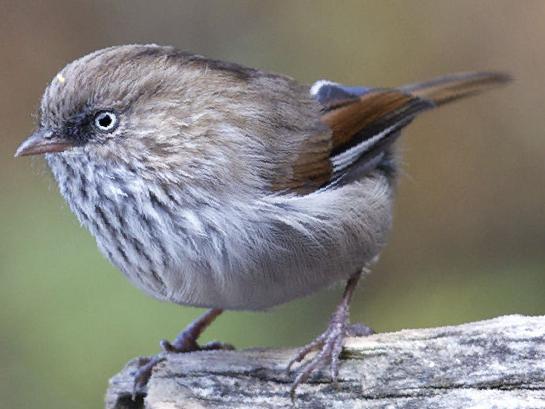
[106,315,545,408]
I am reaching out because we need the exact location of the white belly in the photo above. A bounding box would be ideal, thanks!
[48,152,392,310]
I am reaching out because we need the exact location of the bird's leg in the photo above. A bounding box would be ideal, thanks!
[287,270,373,399]
[160,308,228,352]
[133,308,232,394]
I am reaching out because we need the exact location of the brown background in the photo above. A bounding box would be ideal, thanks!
[1,1,544,408]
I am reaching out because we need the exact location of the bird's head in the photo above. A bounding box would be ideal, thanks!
[15,44,261,188]
[18,45,167,156]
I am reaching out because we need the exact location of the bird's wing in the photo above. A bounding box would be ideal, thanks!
[273,72,510,194]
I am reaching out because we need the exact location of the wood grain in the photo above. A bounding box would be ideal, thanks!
[106,315,545,409]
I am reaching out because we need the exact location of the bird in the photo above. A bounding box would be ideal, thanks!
[15,44,510,398]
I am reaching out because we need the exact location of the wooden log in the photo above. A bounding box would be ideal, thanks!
[105,315,545,408]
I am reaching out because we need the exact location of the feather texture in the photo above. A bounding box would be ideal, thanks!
[277,71,511,193]
[400,71,512,106]
[28,45,509,310]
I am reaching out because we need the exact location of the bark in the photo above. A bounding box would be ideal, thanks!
[105,315,545,408]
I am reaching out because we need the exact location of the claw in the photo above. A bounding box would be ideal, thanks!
[130,308,225,398]
[288,320,345,400]
[286,333,326,374]
[330,332,344,382]
[201,340,235,351]
[289,339,335,400]
[132,354,166,399]
[160,339,177,352]
[287,270,375,400]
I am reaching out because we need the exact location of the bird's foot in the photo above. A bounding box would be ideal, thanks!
[132,336,234,397]
[131,308,230,398]
[287,309,373,400]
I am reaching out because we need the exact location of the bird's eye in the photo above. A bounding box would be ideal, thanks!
[93,111,118,132]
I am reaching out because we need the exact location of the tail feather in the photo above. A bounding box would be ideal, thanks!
[278,72,511,193]
[400,71,512,106]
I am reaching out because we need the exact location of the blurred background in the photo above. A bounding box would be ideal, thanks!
[1,1,544,407]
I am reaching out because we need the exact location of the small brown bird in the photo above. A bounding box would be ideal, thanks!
[15,44,509,398]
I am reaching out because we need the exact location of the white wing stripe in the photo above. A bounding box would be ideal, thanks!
[331,123,399,173]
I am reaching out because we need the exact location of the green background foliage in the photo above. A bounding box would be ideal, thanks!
[1,1,544,408]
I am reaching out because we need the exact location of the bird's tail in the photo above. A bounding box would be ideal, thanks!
[400,71,512,106]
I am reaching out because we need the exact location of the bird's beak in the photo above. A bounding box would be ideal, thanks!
[15,128,74,157]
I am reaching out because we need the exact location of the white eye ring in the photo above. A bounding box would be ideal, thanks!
[94,111,118,132]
